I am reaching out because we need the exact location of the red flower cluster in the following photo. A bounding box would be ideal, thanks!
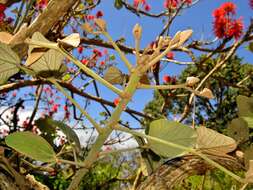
[163,75,177,84]
[164,0,192,9]
[212,2,243,39]
[36,0,48,9]
[166,52,174,60]
[0,4,6,23]
[113,97,121,106]
[133,0,151,11]
[250,0,253,9]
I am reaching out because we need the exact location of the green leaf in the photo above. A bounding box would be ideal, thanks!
[236,95,253,117]
[248,42,253,53]
[243,115,253,129]
[0,42,20,84]
[196,126,237,154]
[38,118,81,152]
[35,118,57,146]
[5,132,56,162]
[114,0,123,9]
[29,49,66,78]
[147,119,197,158]
[28,32,51,55]
[104,66,127,85]
[227,118,249,143]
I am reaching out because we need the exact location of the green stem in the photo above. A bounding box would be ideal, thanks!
[67,71,141,190]
[113,125,245,183]
[49,78,102,133]
[135,38,140,65]
[103,31,133,71]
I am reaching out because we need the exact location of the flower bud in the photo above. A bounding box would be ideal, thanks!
[186,76,200,86]
[132,23,142,40]
[199,88,214,99]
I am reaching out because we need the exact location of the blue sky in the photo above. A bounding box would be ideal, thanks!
[81,0,253,128]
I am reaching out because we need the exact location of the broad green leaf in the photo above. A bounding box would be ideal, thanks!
[29,49,66,78]
[196,126,237,154]
[148,119,197,158]
[28,32,51,55]
[35,118,57,146]
[236,95,253,117]
[37,118,81,152]
[243,115,253,129]
[5,132,56,162]
[104,66,128,85]
[0,42,20,84]
[227,118,249,143]
[114,0,123,9]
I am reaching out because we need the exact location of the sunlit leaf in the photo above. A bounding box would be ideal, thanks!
[236,95,253,117]
[196,126,237,154]
[104,66,128,85]
[243,115,253,129]
[0,42,20,84]
[29,49,66,78]
[5,132,56,162]
[148,119,197,158]
[36,118,81,152]
[0,32,13,44]
[227,118,249,143]
[58,33,80,48]
[28,32,51,55]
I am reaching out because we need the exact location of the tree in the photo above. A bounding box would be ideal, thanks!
[0,0,252,189]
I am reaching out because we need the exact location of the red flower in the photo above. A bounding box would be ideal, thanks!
[250,0,253,9]
[164,0,178,9]
[163,75,171,83]
[96,10,104,18]
[37,0,48,9]
[100,61,105,66]
[87,15,95,20]
[0,4,6,12]
[77,46,83,54]
[185,0,192,5]
[113,97,121,106]
[212,2,243,39]
[220,2,236,15]
[93,49,102,57]
[166,52,174,59]
[81,59,88,65]
[144,4,151,11]
[133,0,146,8]
[229,18,244,40]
